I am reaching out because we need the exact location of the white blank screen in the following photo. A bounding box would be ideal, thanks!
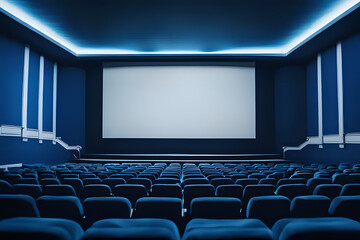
[103,65,256,138]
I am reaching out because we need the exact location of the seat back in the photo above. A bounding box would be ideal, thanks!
[0,180,15,194]
[313,184,342,200]
[0,194,40,220]
[190,197,242,219]
[44,184,77,196]
[14,184,43,199]
[340,183,360,196]
[83,184,111,199]
[246,195,290,228]
[36,195,84,224]
[113,184,148,207]
[151,184,182,198]
[275,184,310,200]
[183,184,215,210]
[84,197,131,227]
[215,184,243,199]
[290,195,331,218]
[329,196,360,221]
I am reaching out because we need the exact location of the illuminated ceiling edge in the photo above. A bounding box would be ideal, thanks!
[0,1,359,57]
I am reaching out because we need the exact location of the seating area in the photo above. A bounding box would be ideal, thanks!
[0,161,360,239]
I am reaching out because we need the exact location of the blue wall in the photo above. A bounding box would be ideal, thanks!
[274,66,307,154]
[287,32,360,163]
[0,34,85,165]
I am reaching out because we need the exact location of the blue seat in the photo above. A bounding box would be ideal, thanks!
[332,173,352,185]
[151,184,182,198]
[155,178,181,184]
[276,178,307,188]
[290,195,331,218]
[275,184,310,200]
[61,178,84,199]
[340,183,360,196]
[306,178,332,193]
[210,178,234,189]
[313,184,342,199]
[190,197,242,219]
[39,178,61,186]
[14,184,43,199]
[101,178,126,191]
[182,178,209,188]
[329,196,360,221]
[243,184,274,210]
[82,218,180,240]
[0,194,39,220]
[82,178,101,185]
[183,219,272,240]
[0,217,84,240]
[259,178,277,186]
[44,184,77,196]
[84,197,131,227]
[133,197,182,226]
[113,184,148,207]
[0,180,15,194]
[247,195,290,228]
[236,178,259,188]
[272,217,360,240]
[36,195,84,225]
[183,184,215,210]
[16,178,39,185]
[83,184,111,198]
[127,178,152,191]
[215,184,243,199]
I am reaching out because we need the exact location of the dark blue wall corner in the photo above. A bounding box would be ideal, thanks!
[287,32,360,164]
[0,137,74,165]
[286,144,360,165]
[274,66,307,154]
[57,66,86,150]
[0,33,85,165]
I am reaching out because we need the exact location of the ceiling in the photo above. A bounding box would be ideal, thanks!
[0,0,359,57]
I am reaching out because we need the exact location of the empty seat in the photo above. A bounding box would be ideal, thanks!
[215,184,243,199]
[14,184,43,199]
[84,197,131,227]
[83,178,101,185]
[113,184,148,207]
[82,218,180,240]
[236,178,259,188]
[101,178,125,191]
[39,178,61,186]
[183,219,272,240]
[183,184,215,210]
[151,184,182,198]
[155,178,181,184]
[0,179,15,194]
[190,197,242,219]
[36,195,83,224]
[290,195,331,218]
[272,217,360,240]
[133,197,182,227]
[182,178,209,188]
[44,184,77,196]
[306,178,332,193]
[210,178,234,189]
[332,173,352,185]
[3,174,22,185]
[16,178,39,185]
[243,184,274,210]
[110,173,135,181]
[127,178,152,191]
[259,178,277,186]
[340,183,360,196]
[61,178,84,200]
[247,195,290,228]
[290,173,313,179]
[275,184,310,200]
[313,184,342,199]
[329,196,360,221]
[0,194,40,220]
[0,217,84,240]
[276,178,307,188]
[248,173,267,180]
[83,184,111,198]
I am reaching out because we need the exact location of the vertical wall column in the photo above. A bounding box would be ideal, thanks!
[336,42,345,148]
[317,53,323,148]
[38,56,44,143]
[52,63,57,144]
[21,45,30,141]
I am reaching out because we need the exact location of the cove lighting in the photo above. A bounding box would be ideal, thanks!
[0,0,359,56]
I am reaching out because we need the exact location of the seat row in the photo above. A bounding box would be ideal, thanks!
[1,193,360,230]
[1,217,360,240]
